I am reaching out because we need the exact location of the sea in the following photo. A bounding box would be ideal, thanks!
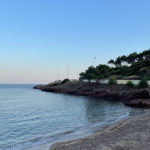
[0,84,144,150]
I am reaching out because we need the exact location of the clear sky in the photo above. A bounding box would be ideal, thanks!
[0,0,150,84]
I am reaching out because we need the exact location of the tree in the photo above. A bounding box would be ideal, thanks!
[96,65,110,77]
[127,52,138,65]
[61,79,70,84]
[109,77,117,85]
[120,55,128,66]
[108,59,115,67]
[79,72,86,81]
[126,81,134,88]
[85,66,97,83]
[138,77,149,88]
[115,56,122,67]
[141,49,150,61]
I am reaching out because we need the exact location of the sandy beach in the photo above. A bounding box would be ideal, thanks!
[50,110,150,150]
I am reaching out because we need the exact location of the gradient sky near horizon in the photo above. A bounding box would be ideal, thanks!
[0,0,150,84]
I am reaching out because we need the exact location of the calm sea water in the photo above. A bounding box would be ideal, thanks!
[0,84,144,150]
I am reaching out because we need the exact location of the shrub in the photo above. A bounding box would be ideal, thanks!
[61,79,70,84]
[138,78,149,88]
[109,77,117,85]
[126,81,134,88]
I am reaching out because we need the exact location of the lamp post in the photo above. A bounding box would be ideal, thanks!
[57,68,60,81]
[67,64,70,79]
[93,57,96,67]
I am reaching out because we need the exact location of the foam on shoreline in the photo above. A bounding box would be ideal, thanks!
[24,109,145,150]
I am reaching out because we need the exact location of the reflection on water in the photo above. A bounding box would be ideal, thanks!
[85,98,133,124]
[0,85,144,150]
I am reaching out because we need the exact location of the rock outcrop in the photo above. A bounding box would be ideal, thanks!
[34,82,150,109]
[125,99,150,108]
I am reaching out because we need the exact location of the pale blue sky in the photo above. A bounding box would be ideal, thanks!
[0,0,150,84]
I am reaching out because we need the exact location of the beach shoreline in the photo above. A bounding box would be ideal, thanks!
[26,108,136,150]
[50,109,150,150]
[28,109,146,150]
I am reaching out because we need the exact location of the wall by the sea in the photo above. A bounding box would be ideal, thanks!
[83,79,150,85]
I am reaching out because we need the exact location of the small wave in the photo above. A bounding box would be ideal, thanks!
[4,112,131,150]
[116,112,129,121]
[3,129,76,150]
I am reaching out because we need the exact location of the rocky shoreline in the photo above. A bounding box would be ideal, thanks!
[34,81,150,108]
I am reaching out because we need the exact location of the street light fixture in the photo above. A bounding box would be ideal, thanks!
[57,67,60,81]
[93,57,96,67]
[67,64,70,79]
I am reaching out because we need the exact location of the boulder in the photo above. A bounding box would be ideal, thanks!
[125,99,150,108]
[121,89,150,101]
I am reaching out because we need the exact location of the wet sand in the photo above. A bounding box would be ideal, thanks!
[50,110,150,150]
